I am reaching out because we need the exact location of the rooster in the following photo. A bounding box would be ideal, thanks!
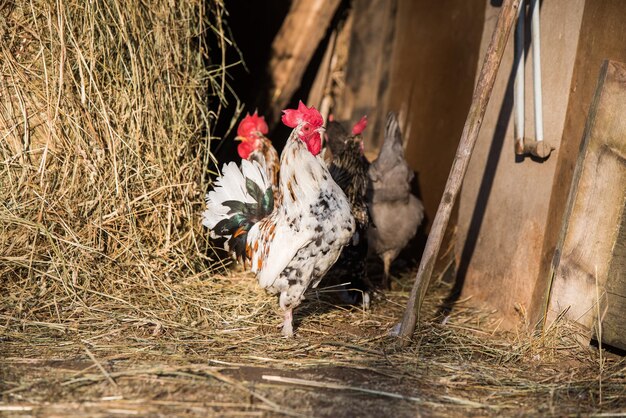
[203,102,355,337]
[367,112,424,289]
[235,111,280,196]
[324,115,372,307]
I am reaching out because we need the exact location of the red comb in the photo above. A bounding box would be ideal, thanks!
[281,101,324,129]
[351,115,368,135]
[237,111,268,139]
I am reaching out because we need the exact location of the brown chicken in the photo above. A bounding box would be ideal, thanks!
[235,111,280,197]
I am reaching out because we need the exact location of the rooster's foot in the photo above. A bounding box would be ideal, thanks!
[281,308,293,337]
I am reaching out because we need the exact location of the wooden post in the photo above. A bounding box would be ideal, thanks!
[395,0,521,345]
[335,0,398,150]
[267,0,341,123]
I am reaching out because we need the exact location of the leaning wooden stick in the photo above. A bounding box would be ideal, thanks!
[396,0,522,345]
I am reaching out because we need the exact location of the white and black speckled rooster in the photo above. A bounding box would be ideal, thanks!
[202,101,355,337]
[324,115,373,307]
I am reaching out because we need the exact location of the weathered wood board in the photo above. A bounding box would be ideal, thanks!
[603,204,625,349]
[548,60,626,350]
[334,0,398,150]
[267,0,341,123]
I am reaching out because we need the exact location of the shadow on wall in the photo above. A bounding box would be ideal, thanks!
[385,0,487,282]
[443,0,544,311]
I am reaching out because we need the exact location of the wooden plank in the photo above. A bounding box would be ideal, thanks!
[601,292,626,351]
[606,210,625,297]
[530,0,626,328]
[601,199,626,350]
[547,60,626,349]
[307,29,337,122]
[334,0,398,150]
[267,0,341,123]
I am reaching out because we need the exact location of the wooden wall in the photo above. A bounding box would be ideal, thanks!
[340,0,486,278]
[456,0,586,329]
[456,0,626,333]
[385,0,486,235]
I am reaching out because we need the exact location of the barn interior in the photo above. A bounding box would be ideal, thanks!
[222,0,626,346]
[1,0,625,416]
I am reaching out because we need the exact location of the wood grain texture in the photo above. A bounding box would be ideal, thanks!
[603,208,625,349]
[334,0,398,149]
[457,0,585,331]
[547,60,626,349]
[268,0,341,122]
[530,0,626,327]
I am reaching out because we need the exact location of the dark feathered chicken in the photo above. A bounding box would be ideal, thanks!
[367,112,424,289]
[324,116,372,306]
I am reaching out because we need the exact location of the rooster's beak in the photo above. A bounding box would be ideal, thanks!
[234,136,245,142]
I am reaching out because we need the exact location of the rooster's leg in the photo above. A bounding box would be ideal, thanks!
[281,308,294,337]
[382,253,392,289]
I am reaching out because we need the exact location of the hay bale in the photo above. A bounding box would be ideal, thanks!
[0,1,227,295]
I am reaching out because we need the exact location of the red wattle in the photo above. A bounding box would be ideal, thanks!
[237,141,254,159]
[305,133,322,156]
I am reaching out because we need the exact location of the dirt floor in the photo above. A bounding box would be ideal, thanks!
[1,264,625,417]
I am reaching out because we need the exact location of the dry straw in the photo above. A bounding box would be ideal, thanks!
[0,0,232,318]
[1,1,625,416]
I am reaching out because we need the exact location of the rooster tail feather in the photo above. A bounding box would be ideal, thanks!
[373,112,406,172]
[384,112,402,148]
[202,160,274,259]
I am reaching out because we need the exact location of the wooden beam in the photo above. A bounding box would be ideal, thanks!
[335,0,398,151]
[394,0,522,345]
[604,201,625,348]
[267,0,341,123]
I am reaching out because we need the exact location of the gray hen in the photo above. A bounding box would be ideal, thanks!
[367,112,424,289]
